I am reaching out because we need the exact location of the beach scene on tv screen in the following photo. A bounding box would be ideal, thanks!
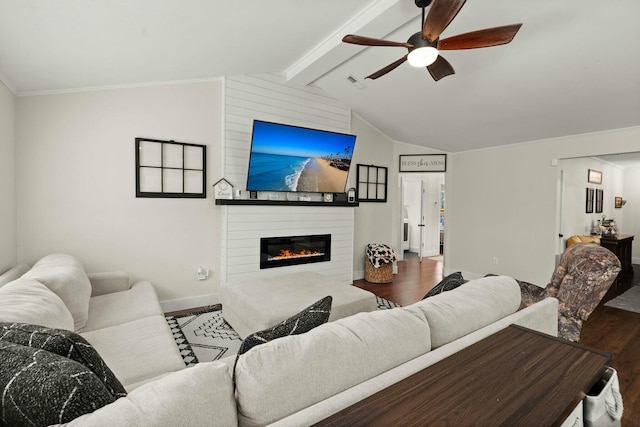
[246,121,356,193]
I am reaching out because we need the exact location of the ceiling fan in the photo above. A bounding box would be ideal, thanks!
[342,0,522,81]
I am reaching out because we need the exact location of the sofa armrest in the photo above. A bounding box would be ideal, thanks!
[87,272,131,296]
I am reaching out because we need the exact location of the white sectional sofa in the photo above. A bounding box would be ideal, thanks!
[0,254,558,426]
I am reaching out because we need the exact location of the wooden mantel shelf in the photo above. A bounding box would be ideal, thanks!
[215,199,358,207]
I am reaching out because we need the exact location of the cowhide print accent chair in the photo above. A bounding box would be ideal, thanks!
[518,243,621,342]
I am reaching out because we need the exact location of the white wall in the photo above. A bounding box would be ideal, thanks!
[0,81,16,271]
[623,165,640,262]
[349,114,395,279]
[447,126,640,286]
[12,72,636,305]
[15,81,223,307]
[560,157,624,241]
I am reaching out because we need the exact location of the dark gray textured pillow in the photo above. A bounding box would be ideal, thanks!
[238,295,333,355]
[0,322,126,399]
[423,272,465,299]
[0,341,116,425]
[232,296,332,386]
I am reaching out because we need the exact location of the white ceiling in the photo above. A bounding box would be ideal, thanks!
[594,152,640,168]
[1,0,639,153]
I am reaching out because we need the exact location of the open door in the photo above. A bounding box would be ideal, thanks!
[401,174,445,261]
[418,179,426,262]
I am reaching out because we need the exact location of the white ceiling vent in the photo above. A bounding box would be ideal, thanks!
[347,75,366,90]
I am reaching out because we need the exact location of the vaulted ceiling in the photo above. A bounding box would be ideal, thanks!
[1,0,639,152]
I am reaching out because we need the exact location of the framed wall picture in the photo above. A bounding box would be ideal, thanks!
[588,169,602,184]
[615,196,623,208]
[356,164,387,202]
[586,188,594,213]
[595,189,604,213]
[135,138,206,198]
[399,154,446,172]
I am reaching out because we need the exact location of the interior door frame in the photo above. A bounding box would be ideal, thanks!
[401,173,445,261]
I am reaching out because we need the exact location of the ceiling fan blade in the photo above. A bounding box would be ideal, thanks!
[422,0,467,42]
[365,55,408,80]
[342,34,412,48]
[427,55,455,81]
[438,24,523,50]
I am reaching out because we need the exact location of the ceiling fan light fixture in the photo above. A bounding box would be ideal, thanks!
[407,46,439,67]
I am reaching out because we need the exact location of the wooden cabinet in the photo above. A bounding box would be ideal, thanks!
[600,234,634,282]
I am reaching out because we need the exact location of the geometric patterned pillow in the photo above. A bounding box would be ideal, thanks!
[237,295,333,356]
[233,296,332,386]
[0,341,117,425]
[422,272,465,299]
[0,322,127,399]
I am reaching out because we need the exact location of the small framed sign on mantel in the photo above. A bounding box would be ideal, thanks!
[399,154,447,173]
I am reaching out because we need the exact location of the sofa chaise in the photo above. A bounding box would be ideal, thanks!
[0,253,558,426]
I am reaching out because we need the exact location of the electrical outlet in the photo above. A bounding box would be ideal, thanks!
[196,266,209,281]
[492,257,499,265]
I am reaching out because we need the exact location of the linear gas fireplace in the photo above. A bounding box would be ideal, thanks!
[260,234,331,269]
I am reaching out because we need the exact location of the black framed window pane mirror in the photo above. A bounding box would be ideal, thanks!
[184,145,205,194]
[136,138,206,198]
[357,164,387,202]
[139,167,162,193]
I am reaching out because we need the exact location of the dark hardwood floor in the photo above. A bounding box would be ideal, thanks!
[354,259,640,427]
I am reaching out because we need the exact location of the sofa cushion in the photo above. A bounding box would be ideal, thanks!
[82,281,164,332]
[65,362,238,427]
[0,264,30,288]
[0,322,126,399]
[0,341,116,425]
[237,295,332,356]
[80,315,186,389]
[22,253,92,331]
[423,271,465,299]
[234,305,431,427]
[412,275,521,349]
[0,277,74,330]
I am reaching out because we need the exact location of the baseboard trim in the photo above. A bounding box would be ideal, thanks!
[160,294,220,313]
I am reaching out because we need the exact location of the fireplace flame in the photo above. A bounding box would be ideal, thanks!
[270,249,322,260]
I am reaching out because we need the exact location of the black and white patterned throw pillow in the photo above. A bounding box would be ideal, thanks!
[238,295,332,355]
[232,296,332,386]
[0,341,117,426]
[0,322,126,399]
[423,272,465,299]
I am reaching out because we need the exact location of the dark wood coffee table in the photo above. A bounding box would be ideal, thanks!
[314,325,610,426]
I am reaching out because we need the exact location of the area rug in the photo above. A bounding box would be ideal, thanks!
[604,284,640,314]
[166,296,401,366]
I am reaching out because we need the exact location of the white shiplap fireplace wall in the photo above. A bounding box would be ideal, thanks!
[219,74,355,284]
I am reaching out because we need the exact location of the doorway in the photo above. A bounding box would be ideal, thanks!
[401,173,445,261]
[557,152,640,267]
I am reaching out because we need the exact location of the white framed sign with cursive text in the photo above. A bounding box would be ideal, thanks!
[399,154,447,172]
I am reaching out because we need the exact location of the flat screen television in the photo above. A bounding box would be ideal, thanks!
[246,120,357,193]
